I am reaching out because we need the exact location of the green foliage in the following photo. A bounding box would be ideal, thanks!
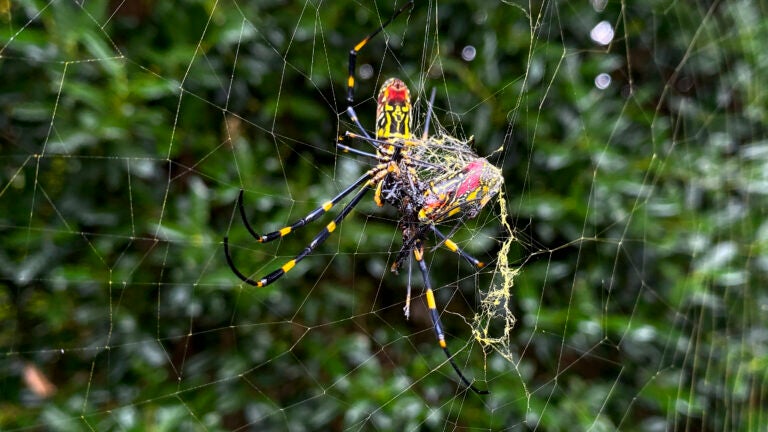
[2,0,767,430]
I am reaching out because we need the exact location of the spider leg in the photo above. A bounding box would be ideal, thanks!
[421,87,437,140]
[337,142,380,160]
[342,132,444,172]
[343,131,398,149]
[344,0,413,143]
[413,239,489,395]
[224,183,372,287]
[404,255,413,319]
[430,225,485,269]
[345,106,375,142]
[346,0,415,104]
[235,172,373,243]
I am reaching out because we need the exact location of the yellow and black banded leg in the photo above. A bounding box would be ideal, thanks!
[346,0,414,104]
[343,132,445,173]
[413,239,489,395]
[336,127,391,156]
[337,142,380,160]
[345,106,375,143]
[430,225,485,269]
[343,131,398,151]
[235,172,373,243]
[224,183,372,287]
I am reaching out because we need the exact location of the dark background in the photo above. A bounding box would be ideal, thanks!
[2,0,766,430]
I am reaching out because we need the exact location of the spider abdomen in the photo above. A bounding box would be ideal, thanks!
[418,157,503,223]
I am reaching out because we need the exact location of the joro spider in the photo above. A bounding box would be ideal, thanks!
[223,1,502,395]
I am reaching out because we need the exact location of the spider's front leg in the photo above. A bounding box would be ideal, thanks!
[224,167,385,287]
[346,1,414,105]
[233,172,373,244]
[224,182,373,287]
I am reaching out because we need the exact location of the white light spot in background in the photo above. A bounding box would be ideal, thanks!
[591,0,608,12]
[590,21,614,46]
[595,73,611,89]
[461,45,477,62]
[360,64,374,80]
[473,11,488,25]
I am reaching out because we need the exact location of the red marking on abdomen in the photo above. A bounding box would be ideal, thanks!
[455,160,484,196]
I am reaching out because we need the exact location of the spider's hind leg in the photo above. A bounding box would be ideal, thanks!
[430,225,486,269]
[412,239,489,395]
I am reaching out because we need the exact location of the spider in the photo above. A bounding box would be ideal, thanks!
[223,1,502,395]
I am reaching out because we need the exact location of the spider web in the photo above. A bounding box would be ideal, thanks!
[2,0,767,430]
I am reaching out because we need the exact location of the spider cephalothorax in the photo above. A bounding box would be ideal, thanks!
[223,0,501,395]
[376,77,412,140]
